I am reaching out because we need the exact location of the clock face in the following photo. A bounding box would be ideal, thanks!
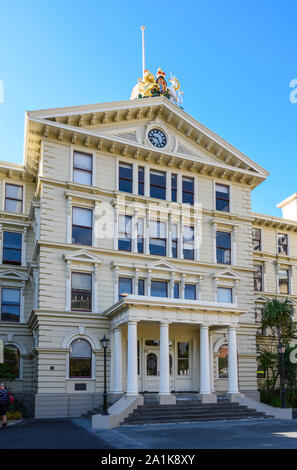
[148,128,167,148]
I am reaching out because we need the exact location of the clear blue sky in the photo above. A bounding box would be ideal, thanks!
[0,0,296,216]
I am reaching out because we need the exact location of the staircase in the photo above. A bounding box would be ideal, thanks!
[120,394,272,426]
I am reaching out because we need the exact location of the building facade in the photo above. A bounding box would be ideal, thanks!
[0,94,295,418]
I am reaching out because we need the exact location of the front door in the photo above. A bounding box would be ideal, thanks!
[144,350,159,392]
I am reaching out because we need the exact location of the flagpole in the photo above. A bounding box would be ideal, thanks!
[141,25,145,78]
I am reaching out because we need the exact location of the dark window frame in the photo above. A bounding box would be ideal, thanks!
[118,214,132,252]
[171,174,177,202]
[177,342,190,376]
[73,150,93,186]
[119,277,133,300]
[216,231,231,265]
[69,339,92,379]
[150,170,166,200]
[3,231,22,265]
[72,207,93,246]
[182,177,194,205]
[138,166,144,196]
[5,184,23,214]
[149,220,167,256]
[1,287,21,323]
[119,163,133,193]
[279,269,289,294]
[254,265,263,292]
[278,233,288,255]
[71,272,92,312]
[215,183,230,212]
[252,228,262,251]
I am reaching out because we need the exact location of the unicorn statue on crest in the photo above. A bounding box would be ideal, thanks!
[167,73,184,105]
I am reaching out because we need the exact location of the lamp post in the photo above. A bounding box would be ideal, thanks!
[278,342,286,409]
[100,334,110,415]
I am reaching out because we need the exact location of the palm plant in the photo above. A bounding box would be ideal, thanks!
[262,297,296,344]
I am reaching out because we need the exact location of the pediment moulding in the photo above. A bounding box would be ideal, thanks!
[63,250,102,264]
[26,97,268,187]
[253,214,297,232]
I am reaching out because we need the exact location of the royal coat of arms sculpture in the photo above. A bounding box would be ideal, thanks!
[130,68,184,106]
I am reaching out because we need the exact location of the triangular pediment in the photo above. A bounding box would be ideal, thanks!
[0,269,28,281]
[212,269,241,280]
[26,96,269,186]
[64,250,102,264]
[148,260,177,271]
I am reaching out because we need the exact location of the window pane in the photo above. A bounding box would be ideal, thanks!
[118,215,132,251]
[183,225,194,260]
[73,207,92,227]
[6,184,23,200]
[216,184,229,211]
[185,284,196,300]
[72,226,92,245]
[138,279,145,296]
[70,339,91,358]
[218,345,228,378]
[149,238,166,256]
[217,287,232,303]
[174,282,180,299]
[73,169,92,185]
[150,220,166,238]
[4,345,20,378]
[73,152,92,171]
[147,353,157,376]
[5,199,22,213]
[150,170,166,200]
[151,281,168,297]
[119,163,133,193]
[3,232,22,264]
[3,232,22,249]
[182,177,194,205]
[217,231,231,248]
[1,288,20,322]
[72,273,92,291]
[171,174,177,202]
[178,342,189,376]
[138,167,144,196]
[119,277,132,299]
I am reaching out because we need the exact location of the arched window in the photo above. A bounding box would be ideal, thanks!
[4,345,20,379]
[69,339,92,378]
[218,344,228,378]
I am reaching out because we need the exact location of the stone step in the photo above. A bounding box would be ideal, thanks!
[122,413,269,425]
[131,407,252,417]
[137,403,243,410]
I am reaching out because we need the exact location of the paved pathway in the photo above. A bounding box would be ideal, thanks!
[0,418,114,449]
[75,417,297,449]
[1,417,297,449]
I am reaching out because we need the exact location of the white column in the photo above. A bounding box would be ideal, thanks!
[159,322,170,396]
[126,321,138,396]
[209,329,215,392]
[113,328,123,393]
[200,325,211,394]
[228,326,239,394]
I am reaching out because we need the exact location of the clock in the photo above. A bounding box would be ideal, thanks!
[148,128,167,148]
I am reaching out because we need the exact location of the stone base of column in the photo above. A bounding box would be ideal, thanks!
[108,392,124,403]
[158,394,176,405]
[228,392,243,401]
[198,393,217,404]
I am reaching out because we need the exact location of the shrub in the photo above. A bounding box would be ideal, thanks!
[6,411,22,421]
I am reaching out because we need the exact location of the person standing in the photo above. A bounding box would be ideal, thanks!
[0,383,10,429]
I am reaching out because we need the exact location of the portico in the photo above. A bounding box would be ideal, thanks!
[105,296,243,403]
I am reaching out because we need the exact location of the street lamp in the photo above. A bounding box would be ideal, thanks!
[278,342,286,409]
[100,334,110,415]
